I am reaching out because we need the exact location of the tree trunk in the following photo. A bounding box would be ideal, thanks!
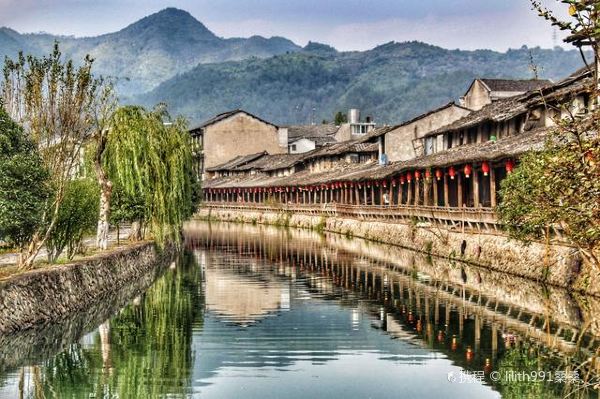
[95,131,112,250]
[96,183,112,250]
[129,220,143,241]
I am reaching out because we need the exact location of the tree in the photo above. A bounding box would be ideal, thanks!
[530,1,600,87]
[97,105,196,248]
[46,178,100,262]
[1,43,109,269]
[0,107,50,256]
[334,111,348,125]
[500,1,600,269]
[498,117,600,269]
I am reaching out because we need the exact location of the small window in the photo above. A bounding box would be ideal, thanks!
[290,144,297,152]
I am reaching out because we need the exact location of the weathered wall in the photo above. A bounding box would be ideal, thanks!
[203,113,286,169]
[385,105,471,162]
[0,242,173,335]
[197,207,596,296]
[463,80,491,111]
[289,138,316,154]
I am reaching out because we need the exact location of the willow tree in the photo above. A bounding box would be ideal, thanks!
[96,105,196,248]
[1,43,109,268]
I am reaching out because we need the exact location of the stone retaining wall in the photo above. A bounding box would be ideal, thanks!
[197,207,599,296]
[0,242,173,335]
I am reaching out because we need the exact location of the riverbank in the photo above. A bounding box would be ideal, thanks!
[197,207,600,296]
[0,241,174,335]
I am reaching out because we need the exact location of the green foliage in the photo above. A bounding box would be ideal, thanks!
[334,111,348,125]
[109,183,146,227]
[46,178,100,262]
[498,118,600,265]
[139,43,587,125]
[0,107,50,248]
[103,106,196,246]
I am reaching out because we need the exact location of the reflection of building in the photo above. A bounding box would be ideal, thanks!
[204,266,287,326]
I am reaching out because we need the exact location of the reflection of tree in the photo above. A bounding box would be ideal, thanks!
[494,341,584,399]
[30,250,204,398]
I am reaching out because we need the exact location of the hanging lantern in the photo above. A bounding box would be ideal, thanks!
[375,180,380,187]
[367,181,372,188]
[400,175,405,185]
[391,178,397,187]
[414,170,421,181]
[382,180,387,188]
[448,166,456,180]
[463,164,472,178]
[435,169,443,181]
[481,161,490,176]
[425,169,431,181]
[406,172,413,183]
[505,159,515,174]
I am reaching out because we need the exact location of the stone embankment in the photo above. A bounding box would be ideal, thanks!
[0,242,173,335]
[197,207,599,296]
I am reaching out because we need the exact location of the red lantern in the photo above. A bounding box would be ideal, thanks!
[448,166,456,180]
[367,181,372,188]
[425,169,431,180]
[435,169,443,181]
[463,164,472,178]
[382,180,387,188]
[391,178,397,187]
[400,175,405,185]
[406,172,413,183]
[481,161,490,176]
[375,181,380,187]
[505,159,515,174]
[414,170,421,181]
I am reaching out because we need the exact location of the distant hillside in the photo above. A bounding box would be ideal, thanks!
[0,8,300,95]
[137,42,586,125]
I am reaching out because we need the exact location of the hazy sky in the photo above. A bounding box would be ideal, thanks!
[0,0,570,51]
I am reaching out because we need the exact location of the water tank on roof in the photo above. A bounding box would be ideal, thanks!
[349,109,360,124]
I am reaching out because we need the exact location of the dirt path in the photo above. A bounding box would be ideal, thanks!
[0,227,132,267]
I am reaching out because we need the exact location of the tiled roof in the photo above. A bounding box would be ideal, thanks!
[205,151,268,172]
[189,109,278,133]
[480,78,552,93]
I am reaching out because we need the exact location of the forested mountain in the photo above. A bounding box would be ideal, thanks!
[137,41,586,125]
[0,8,587,125]
[0,8,300,95]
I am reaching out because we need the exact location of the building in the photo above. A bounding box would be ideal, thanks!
[361,102,472,163]
[202,67,592,210]
[334,109,377,142]
[189,110,288,179]
[460,78,551,111]
[286,124,339,154]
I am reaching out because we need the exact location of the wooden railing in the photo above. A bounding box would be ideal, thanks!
[202,201,500,231]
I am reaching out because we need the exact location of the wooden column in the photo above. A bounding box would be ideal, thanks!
[443,175,449,207]
[407,181,413,205]
[414,180,420,205]
[433,179,439,207]
[424,179,431,206]
[363,186,368,205]
[473,171,480,208]
[380,185,384,205]
[490,167,497,207]
[457,174,463,207]
[370,185,375,205]
[355,187,360,205]
[397,183,402,205]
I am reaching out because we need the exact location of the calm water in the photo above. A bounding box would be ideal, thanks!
[1,221,599,399]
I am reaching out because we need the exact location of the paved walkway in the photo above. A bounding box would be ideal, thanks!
[0,227,132,267]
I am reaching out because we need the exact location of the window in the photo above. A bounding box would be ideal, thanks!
[290,144,297,152]
[424,137,435,155]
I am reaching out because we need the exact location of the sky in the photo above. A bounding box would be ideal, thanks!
[0,0,570,51]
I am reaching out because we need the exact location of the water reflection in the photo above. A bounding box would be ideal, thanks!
[0,221,598,399]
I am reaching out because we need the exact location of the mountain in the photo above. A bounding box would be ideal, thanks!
[136,41,587,125]
[0,8,588,126]
[0,8,301,95]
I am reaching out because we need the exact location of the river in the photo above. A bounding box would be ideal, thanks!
[0,221,598,398]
